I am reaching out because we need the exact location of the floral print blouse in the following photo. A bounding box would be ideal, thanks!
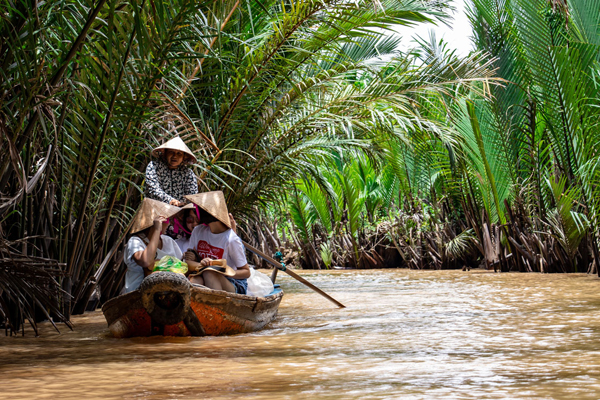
[144,160,198,203]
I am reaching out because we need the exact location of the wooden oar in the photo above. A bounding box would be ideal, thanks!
[243,241,346,308]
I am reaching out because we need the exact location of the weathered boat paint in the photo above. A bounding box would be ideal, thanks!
[102,281,283,338]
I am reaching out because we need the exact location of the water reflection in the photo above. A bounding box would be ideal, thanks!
[2,270,600,399]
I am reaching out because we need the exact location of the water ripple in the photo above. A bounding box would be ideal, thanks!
[2,270,600,399]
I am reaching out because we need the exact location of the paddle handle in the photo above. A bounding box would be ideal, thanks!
[243,241,346,308]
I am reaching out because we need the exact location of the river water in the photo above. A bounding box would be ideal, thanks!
[2,269,600,399]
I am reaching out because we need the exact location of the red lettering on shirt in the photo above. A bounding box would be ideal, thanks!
[196,240,224,260]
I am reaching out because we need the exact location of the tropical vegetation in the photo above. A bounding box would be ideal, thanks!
[2,0,600,335]
[271,0,600,276]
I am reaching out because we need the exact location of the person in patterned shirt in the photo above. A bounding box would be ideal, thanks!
[145,137,198,207]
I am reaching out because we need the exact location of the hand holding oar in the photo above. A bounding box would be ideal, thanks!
[243,241,346,308]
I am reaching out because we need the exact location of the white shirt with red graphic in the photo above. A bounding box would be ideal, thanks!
[188,224,247,270]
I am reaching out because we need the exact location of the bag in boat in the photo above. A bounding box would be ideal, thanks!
[153,255,188,274]
[246,267,274,297]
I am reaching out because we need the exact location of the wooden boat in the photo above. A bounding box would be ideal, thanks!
[102,271,283,337]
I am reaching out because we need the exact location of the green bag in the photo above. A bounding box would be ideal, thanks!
[153,255,188,274]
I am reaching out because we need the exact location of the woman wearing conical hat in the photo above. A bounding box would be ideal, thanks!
[183,191,251,294]
[123,199,183,293]
[145,137,198,207]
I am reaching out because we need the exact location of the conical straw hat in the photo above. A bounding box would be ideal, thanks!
[184,191,231,228]
[152,136,197,164]
[130,198,182,234]
[188,259,236,278]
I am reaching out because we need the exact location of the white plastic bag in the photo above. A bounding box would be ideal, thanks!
[246,267,274,297]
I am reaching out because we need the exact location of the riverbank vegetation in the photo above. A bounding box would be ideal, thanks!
[1,0,599,334]
[251,0,600,276]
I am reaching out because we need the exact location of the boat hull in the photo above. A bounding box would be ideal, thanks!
[102,280,283,338]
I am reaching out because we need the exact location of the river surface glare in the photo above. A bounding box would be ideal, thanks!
[2,270,600,399]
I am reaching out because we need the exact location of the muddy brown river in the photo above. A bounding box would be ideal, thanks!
[2,269,600,399]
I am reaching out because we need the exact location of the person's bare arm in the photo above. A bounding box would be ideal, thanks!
[234,264,251,280]
[133,217,165,270]
[185,260,202,272]
[183,251,203,272]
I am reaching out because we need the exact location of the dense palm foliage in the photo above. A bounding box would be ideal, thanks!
[7,0,597,336]
[277,0,600,275]
[452,0,600,273]
[1,0,496,334]
[468,0,600,258]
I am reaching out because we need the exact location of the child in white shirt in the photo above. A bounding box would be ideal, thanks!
[123,199,182,293]
[183,191,250,294]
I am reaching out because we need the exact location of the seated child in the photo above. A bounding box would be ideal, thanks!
[183,191,250,294]
[173,204,201,253]
[123,198,182,293]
